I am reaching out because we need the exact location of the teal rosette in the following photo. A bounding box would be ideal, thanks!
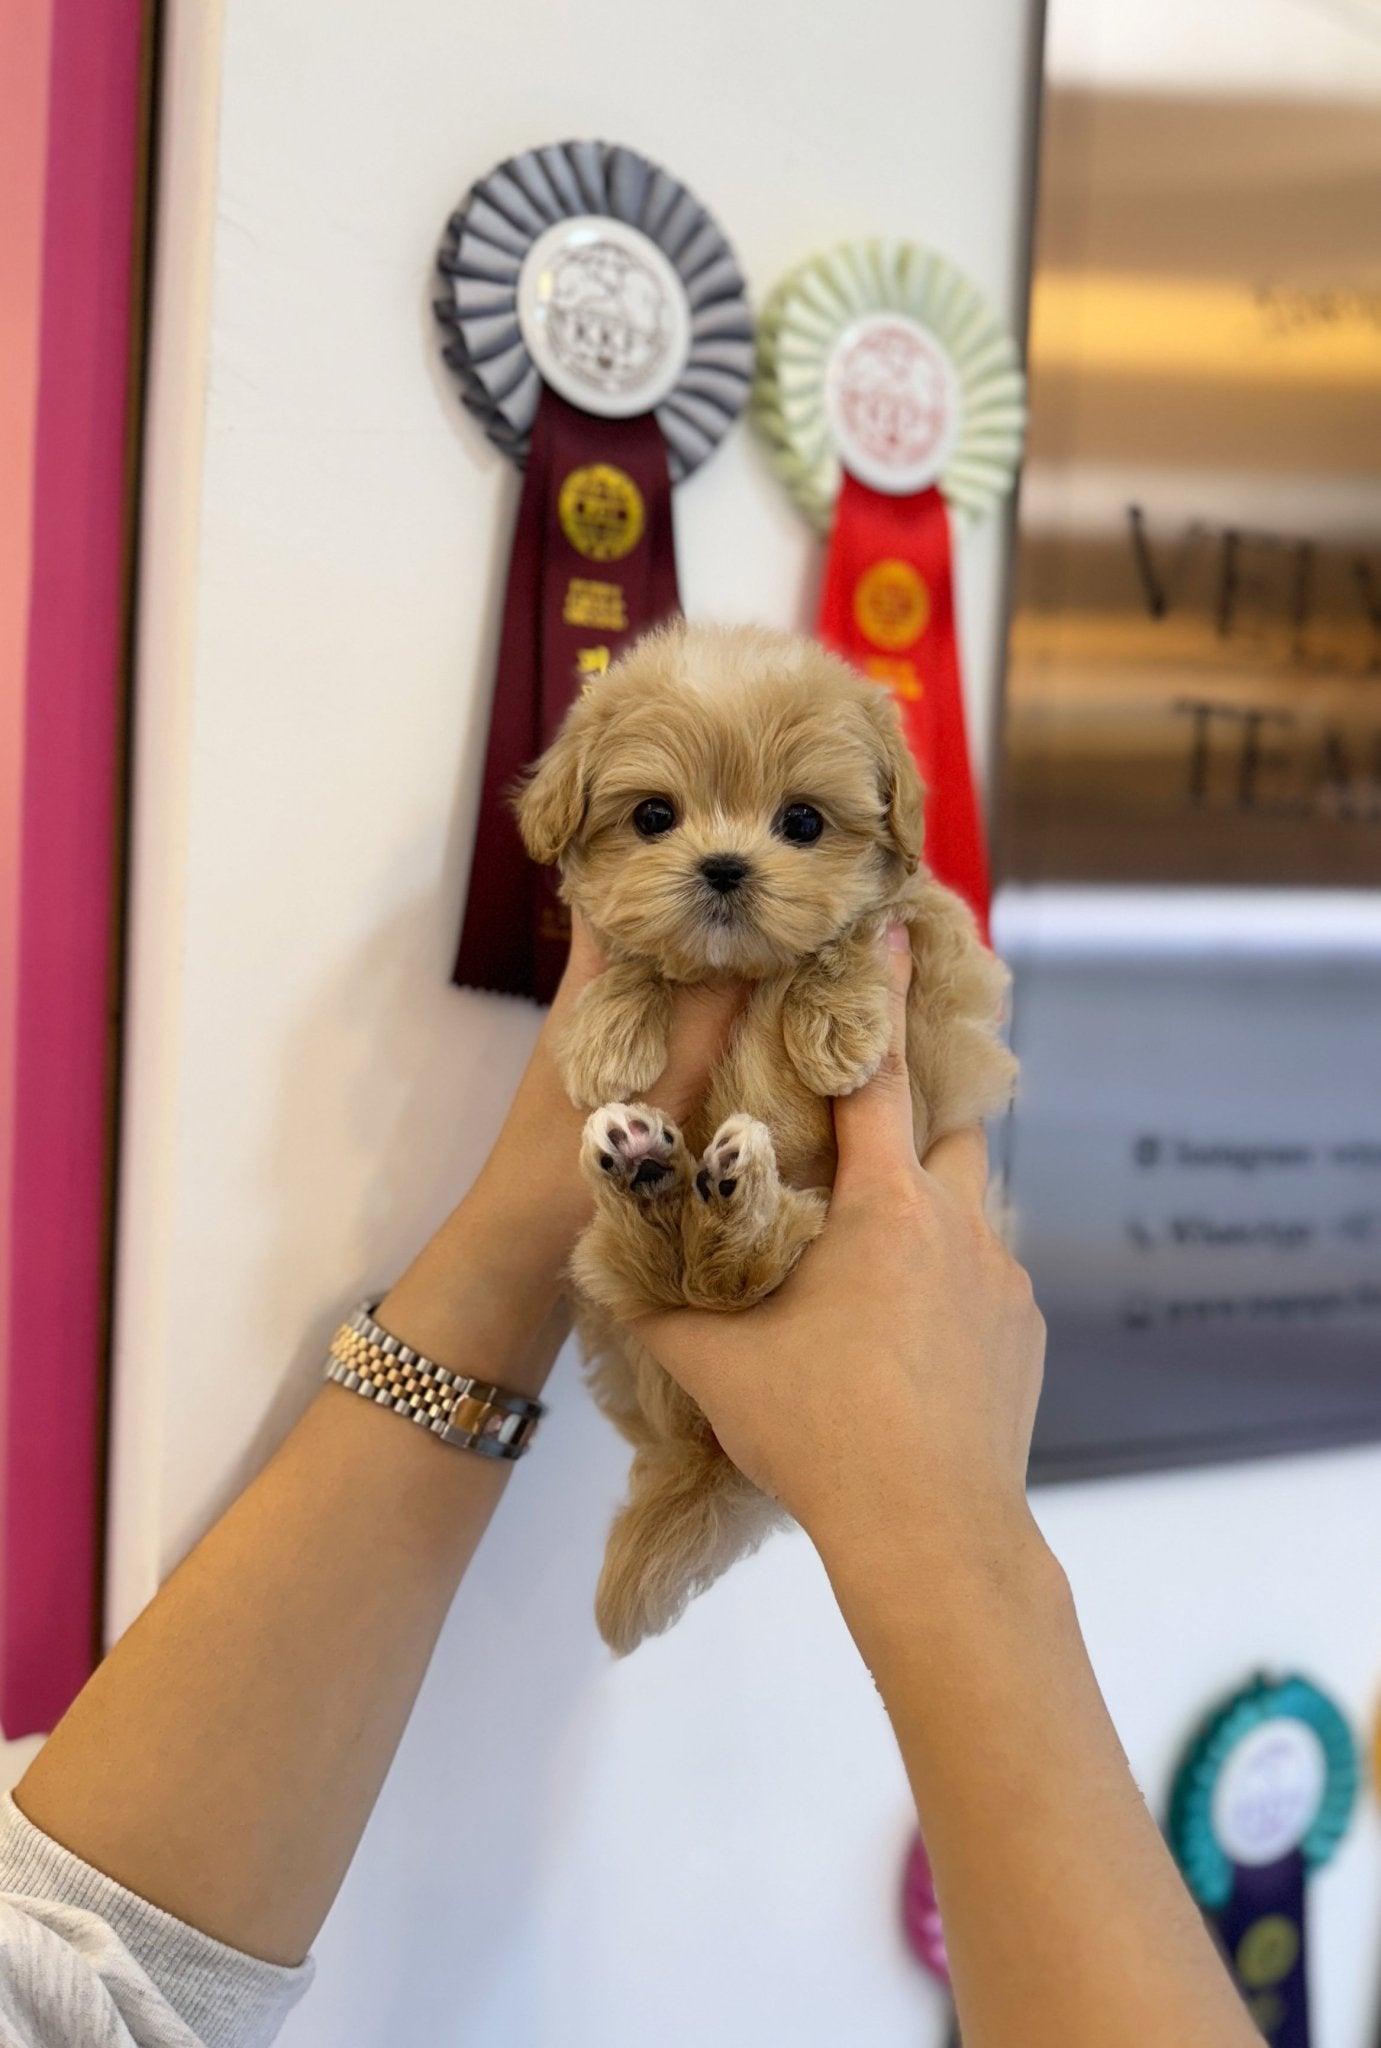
[1169,1674,1358,1911]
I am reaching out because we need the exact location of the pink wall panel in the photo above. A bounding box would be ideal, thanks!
[1,0,149,1738]
[0,0,54,1410]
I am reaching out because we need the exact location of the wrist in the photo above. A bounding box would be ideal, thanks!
[817,1495,1065,1675]
[374,1192,572,1398]
[456,1125,594,1305]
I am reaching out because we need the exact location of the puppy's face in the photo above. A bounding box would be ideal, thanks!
[518,624,922,979]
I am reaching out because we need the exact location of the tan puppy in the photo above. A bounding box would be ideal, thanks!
[518,621,1015,1653]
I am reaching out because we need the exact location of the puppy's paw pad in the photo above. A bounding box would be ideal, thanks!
[695,1114,775,1203]
[582,1103,686,1197]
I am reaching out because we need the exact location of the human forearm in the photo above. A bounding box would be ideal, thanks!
[16,927,739,1966]
[825,1518,1257,2048]
[17,1216,562,1966]
[640,942,1252,2045]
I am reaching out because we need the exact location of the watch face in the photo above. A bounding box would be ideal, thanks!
[518,216,692,419]
[824,312,961,496]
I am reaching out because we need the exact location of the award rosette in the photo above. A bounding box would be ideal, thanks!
[901,1832,951,1987]
[1169,1673,1357,2047]
[435,140,752,999]
[752,241,1025,937]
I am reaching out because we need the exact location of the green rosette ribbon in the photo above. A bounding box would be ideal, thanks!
[751,238,1026,531]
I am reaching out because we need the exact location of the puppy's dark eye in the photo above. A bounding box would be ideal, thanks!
[777,802,825,845]
[633,797,677,837]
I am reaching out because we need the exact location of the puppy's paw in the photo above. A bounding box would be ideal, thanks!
[562,1042,666,1113]
[581,1103,691,1200]
[682,1114,823,1307]
[782,995,891,1098]
[694,1114,777,1214]
[558,971,672,1110]
[559,1018,668,1112]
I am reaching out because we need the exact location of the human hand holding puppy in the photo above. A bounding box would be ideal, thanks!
[634,927,1046,1592]
[517,621,1015,1649]
[374,915,743,1395]
[632,935,1261,2048]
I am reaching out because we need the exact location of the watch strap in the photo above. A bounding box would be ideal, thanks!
[325,1302,544,1461]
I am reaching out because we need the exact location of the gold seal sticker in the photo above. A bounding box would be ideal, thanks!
[558,465,645,562]
[853,558,930,651]
[1235,1915,1301,1990]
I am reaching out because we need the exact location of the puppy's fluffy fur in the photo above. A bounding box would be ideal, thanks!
[518,622,1015,1653]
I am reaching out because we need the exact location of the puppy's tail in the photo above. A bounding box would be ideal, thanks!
[595,1442,784,1656]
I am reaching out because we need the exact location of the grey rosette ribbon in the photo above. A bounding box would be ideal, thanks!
[434,139,753,479]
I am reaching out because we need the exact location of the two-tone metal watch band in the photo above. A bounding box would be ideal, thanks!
[324,1302,544,1461]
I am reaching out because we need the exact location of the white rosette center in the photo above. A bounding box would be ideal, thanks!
[517,216,691,420]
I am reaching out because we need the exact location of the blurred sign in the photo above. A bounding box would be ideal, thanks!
[1000,85,1381,885]
[996,0,1381,1479]
[997,893,1381,1478]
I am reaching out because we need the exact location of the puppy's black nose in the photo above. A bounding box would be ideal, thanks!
[700,854,749,895]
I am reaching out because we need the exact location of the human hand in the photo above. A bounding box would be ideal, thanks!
[635,929,1047,1585]
[483,918,744,1259]
[377,920,743,1388]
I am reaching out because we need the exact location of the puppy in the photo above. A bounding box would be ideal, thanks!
[518,621,1016,1653]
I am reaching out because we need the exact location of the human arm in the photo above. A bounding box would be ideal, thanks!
[15,925,740,1970]
[634,930,1257,2048]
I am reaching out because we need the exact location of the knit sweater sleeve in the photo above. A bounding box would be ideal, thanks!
[0,1795,313,2048]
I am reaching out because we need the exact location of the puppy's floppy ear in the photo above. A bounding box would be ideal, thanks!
[516,704,591,866]
[861,686,925,869]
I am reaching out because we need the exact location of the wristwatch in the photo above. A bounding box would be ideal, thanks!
[324,1301,544,1461]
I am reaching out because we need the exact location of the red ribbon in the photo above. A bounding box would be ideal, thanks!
[816,472,991,939]
[453,386,680,1001]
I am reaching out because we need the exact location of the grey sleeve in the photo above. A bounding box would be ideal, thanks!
[0,1796,313,2048]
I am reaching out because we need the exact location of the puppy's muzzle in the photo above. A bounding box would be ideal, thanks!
[700,854,750,896]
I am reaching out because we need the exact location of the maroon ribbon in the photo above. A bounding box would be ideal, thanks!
[453,386,680,1002]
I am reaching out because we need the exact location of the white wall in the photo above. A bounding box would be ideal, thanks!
[104,2,1381,2045]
